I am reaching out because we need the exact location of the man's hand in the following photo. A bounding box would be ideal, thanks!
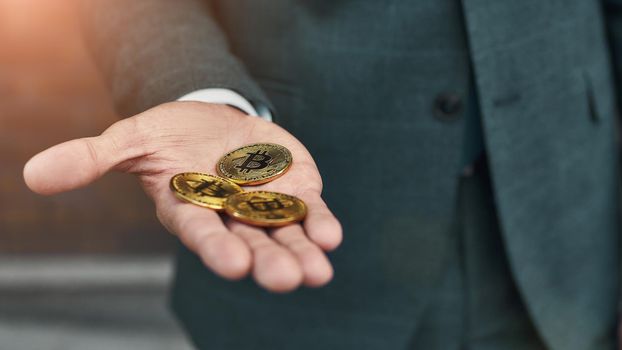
[23,102,342,292]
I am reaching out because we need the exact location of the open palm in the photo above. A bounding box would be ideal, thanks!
[23,102,342,292]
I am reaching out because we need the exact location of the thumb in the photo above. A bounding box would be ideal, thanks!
[23,118,143,195]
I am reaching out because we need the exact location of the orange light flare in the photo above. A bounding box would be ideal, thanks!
[0,0,116,150]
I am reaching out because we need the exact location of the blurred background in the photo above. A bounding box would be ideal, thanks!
[0,1,192,348]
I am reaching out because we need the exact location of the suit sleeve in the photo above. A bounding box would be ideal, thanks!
[77,0,271,117]
[603,0,622,105]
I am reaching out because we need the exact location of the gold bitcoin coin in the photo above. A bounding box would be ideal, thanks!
[224,191,307,227]
[217,143,292,185]
[170,172,244,210]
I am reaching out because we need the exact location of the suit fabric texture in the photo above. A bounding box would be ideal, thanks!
[408,158,549,350]
[79,1,622,349]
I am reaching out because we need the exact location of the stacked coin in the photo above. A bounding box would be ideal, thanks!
[170,172,243,211]
[169,143,307,227]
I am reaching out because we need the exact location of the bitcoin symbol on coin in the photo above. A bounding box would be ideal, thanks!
[246,197,286,211]
[189,180,228,197]
[235,151,272,173]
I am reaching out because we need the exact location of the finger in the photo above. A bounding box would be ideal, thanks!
[298,191,343,251]
[271,225,334,287]
[23,118,144,195]
[226,220,303,293]
[157,198,252,280]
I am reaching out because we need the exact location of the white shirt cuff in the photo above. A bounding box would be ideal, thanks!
[177,88,272,122]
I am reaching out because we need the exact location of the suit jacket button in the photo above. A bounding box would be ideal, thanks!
[434,93,463,121]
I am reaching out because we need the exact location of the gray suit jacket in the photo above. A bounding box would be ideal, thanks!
[80,1,622,349]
